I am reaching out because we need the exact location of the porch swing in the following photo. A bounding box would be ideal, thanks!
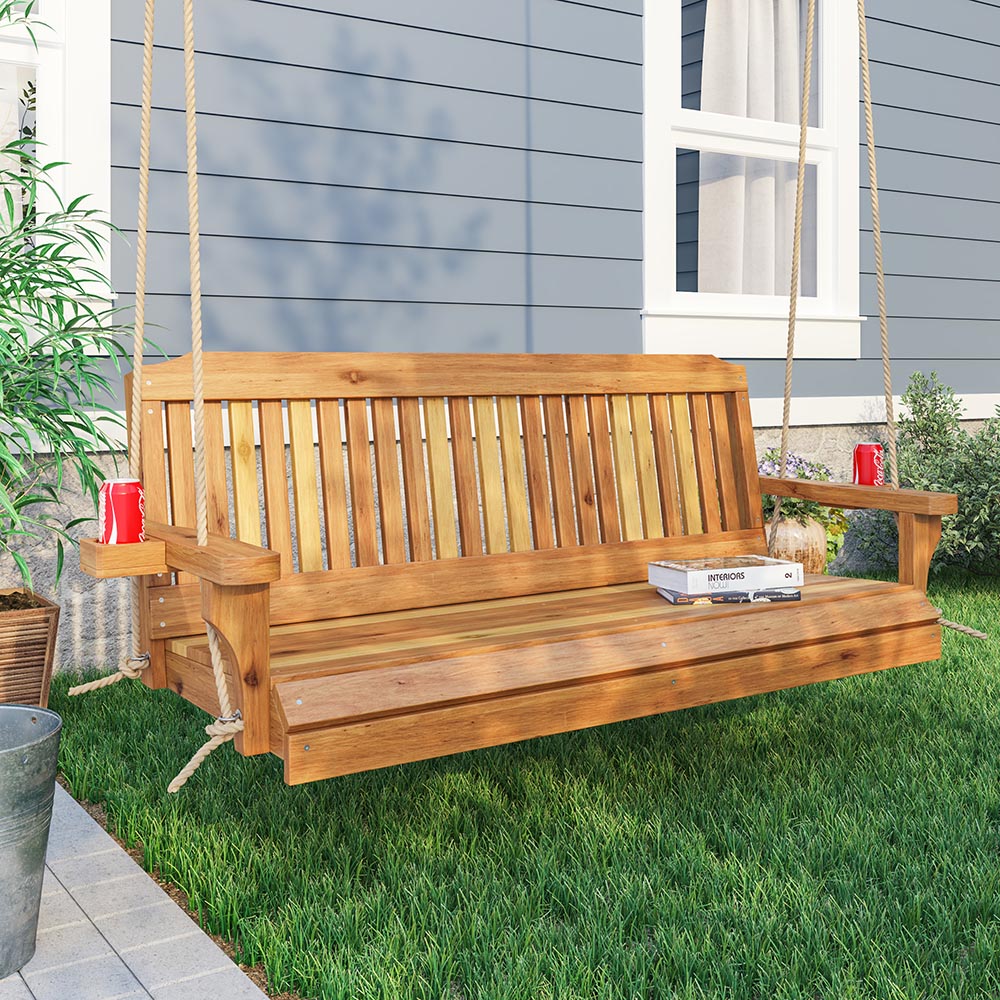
[75,0,979,793]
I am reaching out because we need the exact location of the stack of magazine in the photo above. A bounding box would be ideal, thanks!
[647,556,805,605]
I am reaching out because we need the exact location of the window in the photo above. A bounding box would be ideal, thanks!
[643,0,860,358]
[0,1,111,275]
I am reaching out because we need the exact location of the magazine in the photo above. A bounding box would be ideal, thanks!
[656,586,802,606]
[648,555,804,593]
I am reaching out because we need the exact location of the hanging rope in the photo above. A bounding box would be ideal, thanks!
[767,0,816,555]
[167,0,244,794]
[69,0,157,698]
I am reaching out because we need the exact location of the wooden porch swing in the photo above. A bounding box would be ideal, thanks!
[76,0,975,792]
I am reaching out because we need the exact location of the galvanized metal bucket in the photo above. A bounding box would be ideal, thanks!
[0,704,62,979]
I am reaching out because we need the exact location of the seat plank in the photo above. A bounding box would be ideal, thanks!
[424,397,458,559]
[288,399,324,573]
[398,397,434,563]
[316,399,352,570]
[497,396,532,553]
[371,398,407,564]
[228,401,261,547]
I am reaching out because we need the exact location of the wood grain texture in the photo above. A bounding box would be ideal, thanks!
[228,401,262,547]
[497,395,532,553]
[520,395,555,550]
[204,402,229,536]
[142,353,748,401]
[140,403,168,524]
[649,394,683,537]
[629,394,663,539]
[146,522,281,585]
[669,393,702,534]
[731,392,764,531]
[708,394,740,532]
[165,402,196,529]
[258,401,294,574]
[79,539,169,579]
[288,399,323,573]
[449,396,483,557]
[542,395,577,547]
[398,397,434,563]
[608,394,642,541]
[586,394,621,544]
[371,398,407,564]
[760,478,959,515]
[316,400,352,569]
[344,399,379,567]
[424,397,458,559]
[689,393,723,534]
[897,513,943,592]
[473,396,508,554]
[566,395,601,546]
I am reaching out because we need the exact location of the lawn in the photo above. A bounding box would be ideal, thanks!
[53,569,1000,1000]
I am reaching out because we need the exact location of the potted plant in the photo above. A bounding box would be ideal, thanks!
[0,22,127,704]
[758,449,849,574]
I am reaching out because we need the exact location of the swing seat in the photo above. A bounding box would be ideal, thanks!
[81,352,956,784]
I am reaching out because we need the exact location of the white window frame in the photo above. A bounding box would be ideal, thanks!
[0,0,111,278]
[642,0,861,359]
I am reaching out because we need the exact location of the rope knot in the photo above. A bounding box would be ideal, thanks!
[68,652,151,697]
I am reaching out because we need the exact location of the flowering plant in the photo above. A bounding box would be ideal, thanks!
[758,449,849,563]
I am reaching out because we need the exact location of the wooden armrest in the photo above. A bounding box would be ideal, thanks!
[146,522,281,586]
[759,477,957,516]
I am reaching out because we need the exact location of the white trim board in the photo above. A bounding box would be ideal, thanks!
[750,393,1000,428]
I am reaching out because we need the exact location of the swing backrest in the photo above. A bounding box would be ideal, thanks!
[132,352,766,617]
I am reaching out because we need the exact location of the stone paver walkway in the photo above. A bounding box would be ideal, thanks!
[0,786,267,1000]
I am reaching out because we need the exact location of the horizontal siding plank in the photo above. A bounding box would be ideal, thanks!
[861,190,1000,244]
[861,234,1000,282]
[862,104,1000,167]
[867,19,999,84]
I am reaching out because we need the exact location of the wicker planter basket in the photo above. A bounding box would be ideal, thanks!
[0,591,60,708]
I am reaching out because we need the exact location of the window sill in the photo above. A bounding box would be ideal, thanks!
[641,311,863,360]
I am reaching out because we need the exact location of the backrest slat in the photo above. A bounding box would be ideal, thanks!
[520,395,555,550]
[668,393,703,534]
[730,391,765,532]
[165,402,196,529]
[629,394,664,539]
[608,394,643,541]
[141,402,168,524]
[371,398,407,564]
[259,401,295,574]
[690,394,723,534]
[708,393,741,532]
[449,396,483,557]
[649,394,683,537]
[204,402,229,536]
[344,398,380,567]
[473,396,507,554]
[398,397,434,563]
[566,395,601,546]
[423,397,458,559]
[316,399,352,569]
[542,395,577,546]
[586,394,620,544]
[288,399,323,573]
[497,396,532,553]
[228,401,261,546]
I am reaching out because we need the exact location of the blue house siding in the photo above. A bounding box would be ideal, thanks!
[109,0,645,355]
[744,0,1000,407]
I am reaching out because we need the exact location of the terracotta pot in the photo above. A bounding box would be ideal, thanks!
[0,590,60,708]
[768,516,828,576]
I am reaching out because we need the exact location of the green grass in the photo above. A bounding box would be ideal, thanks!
[52,569,1000,1000]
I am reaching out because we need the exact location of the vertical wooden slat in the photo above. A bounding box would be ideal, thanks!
[520,395,554,550]
[287,399,323,572]
[629,394,664,539]
[316,399,352,569]
[708,393,741,531]
[689,393,723,534]
[204,402,229,536]
[729,391,765,531]
[259,401,295,573]
[608,395,643,541]
[497,396,532,553]
[398,397,433,563]
[586,394,621,544]
[473,396,507,554]
[165,402,196,528]
[542,395,577,546]
[449,396,483,556]
[566,395,600,546]
[424,397,458,559]
[344,398,380,567]
[141,402,168,524]
[372,398,407,564]
[227,401,261,547]
[669,393,703,534]
[649,394,683,537]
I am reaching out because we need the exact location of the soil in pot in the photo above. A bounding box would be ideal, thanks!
[0,591,47,613]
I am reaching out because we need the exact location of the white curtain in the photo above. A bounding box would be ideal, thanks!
[697,0,812,295]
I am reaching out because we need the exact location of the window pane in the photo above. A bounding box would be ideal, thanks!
[677,148,817,296]
[682,0,819,127]
[0,62,37,231]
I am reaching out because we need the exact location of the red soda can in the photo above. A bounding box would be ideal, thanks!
[98,478,146,544]
[852,442,885,486]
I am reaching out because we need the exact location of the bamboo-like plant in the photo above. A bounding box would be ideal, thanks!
[0,3,129,588]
